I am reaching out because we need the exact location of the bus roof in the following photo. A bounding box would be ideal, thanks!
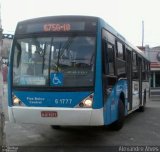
[17,15,98,25]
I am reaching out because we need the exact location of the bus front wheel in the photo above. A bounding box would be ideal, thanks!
[110,99,125,131]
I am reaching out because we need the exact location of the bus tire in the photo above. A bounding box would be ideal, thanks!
[51,125,61,129]
[110,99,125,131]
[138,90,146,112]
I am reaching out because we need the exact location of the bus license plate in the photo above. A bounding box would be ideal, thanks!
[41,111,58,117]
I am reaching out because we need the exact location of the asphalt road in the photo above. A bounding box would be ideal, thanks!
[0,78,160,151]
[4,100,160,146]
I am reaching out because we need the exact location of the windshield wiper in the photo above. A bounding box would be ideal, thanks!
[57,42,62,72]
[56,36,76,71]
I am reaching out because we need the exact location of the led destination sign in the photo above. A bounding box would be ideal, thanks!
[43,23,71,32]
[26,22,85,33]
[16,20,97,34]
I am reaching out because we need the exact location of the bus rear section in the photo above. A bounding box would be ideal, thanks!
[8,16,104,126]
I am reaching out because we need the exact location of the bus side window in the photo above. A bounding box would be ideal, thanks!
[116,41,126,78]
[116,41,123,60]
[132,52,138,80]
[142,60,149,81]
[105,43,115,76]
[102,40,117,94]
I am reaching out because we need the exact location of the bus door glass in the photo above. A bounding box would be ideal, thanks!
[138,57,142,106]
[132,52,140,108]
[126,49,132,111]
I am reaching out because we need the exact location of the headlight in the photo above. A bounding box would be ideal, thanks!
[13,96,22,106]
[83,99,92,107]
[78,94,94,108]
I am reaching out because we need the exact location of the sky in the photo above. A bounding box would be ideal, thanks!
[0,0,160,47]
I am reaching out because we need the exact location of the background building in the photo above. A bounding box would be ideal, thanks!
[144,45,160,96]
[0,34,13,82]
[0,7,3,66]
[1,34,13,59]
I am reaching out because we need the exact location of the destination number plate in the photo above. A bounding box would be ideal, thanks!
[41,111,58,117]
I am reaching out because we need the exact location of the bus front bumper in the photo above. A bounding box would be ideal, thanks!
[8,107,104,126]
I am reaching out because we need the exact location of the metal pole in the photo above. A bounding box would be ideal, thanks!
[142,20,144,47]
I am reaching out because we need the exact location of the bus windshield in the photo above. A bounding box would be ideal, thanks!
[13,35,96,87]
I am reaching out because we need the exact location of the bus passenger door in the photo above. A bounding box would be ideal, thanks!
[138,58,142,106]
[126,49,132,111]
[102,40,117,123]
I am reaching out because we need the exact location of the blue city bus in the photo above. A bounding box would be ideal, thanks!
[8,16,150,130]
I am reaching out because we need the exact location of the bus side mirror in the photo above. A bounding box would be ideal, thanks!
[1,58,9,66]
[6,61,9,66]
[4,60,9,66]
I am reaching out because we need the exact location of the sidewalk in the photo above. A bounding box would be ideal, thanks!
[150,96,160,102]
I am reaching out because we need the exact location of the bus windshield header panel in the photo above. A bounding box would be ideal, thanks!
[16,17,97,34]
